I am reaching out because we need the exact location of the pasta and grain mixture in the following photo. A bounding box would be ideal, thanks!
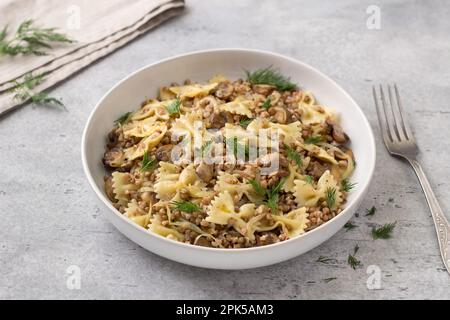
[103,68,356,248]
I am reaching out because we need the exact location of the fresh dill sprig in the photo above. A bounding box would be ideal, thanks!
[304,135,323,144]
[316,256,334,264]
[284,144,302,168]
[10,73,64,107]
[261,97,271,110]
[304,175,313,184]
[140,151,157,172]
[0,20,74,57]
[225,136,249,158]
[115,111,132,125]
[246,66,297,91]
[325,187,337,208]
[323,277,337,283]
[347,244,361,270]
[171,200,201,213]
[372,222,396,240]
[341,179,357,192]
[239,117,252,127]
[344,222,358,231]
[201,140,213,157]
[365,206,376,216]
[249,179,266,197]
[166,98,181,115]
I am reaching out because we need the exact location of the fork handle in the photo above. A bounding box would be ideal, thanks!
[409,159,450,273]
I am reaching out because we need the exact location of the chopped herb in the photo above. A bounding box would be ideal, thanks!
[304,175,313,184]
[284,144,302,168]
[171,200,201,213]
[0,20,74,57]
[365,206,376,216]
[270,177,286,195]
[304,135,323,144]
[316,256,334,264]
[341,179,357,192]
[166,98,181,115]
[325,187,336,208]
[10,73,64,107]
[372,222,396,240]
[239,117,252,127]
[261,97,271,110]
[388,198,394,203]
[115,111,132,125]
[201,140,213,157]
[348,244,361,270]
[344,222,358,231]
[246,66,297,91]
[225,136,249,158]
[323,277,337,283]
[249,179,266,197]
[140,151,157,172]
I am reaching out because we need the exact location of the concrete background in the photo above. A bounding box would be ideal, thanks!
[1,0,450,299]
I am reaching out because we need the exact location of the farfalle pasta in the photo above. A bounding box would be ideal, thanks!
[103,69,356,248]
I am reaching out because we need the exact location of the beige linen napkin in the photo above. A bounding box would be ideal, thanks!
[0,0,185,115]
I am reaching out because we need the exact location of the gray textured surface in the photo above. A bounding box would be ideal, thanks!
[1,0,450,300]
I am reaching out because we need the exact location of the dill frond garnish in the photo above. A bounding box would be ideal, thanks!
[201,140,213,157]
[372,222,396,240]
[325,187,336,208]
[304,135,323,144]
[115,111,132,125]
[284,144,302,168]
[166,98,181,115]
[304,175,313,184]
[171,200,201,213]
[341,179,357,192]
[248,177,286,212]
[249,179,266,197]
[261,97,271,110]
[0,20,74,57]
[344,222,358,231]
[10,73,63,107]
[140,151,157,172]
[347,244,361,270]
[365,206,376,216]
[246,66,297,91]
[225,136,249,158]
[239,117,252,127]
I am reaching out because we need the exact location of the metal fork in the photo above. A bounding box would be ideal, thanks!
[373,84,450,274]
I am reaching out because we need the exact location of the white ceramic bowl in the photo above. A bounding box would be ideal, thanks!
[82,48,376,269]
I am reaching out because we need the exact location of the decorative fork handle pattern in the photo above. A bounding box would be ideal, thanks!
[408,159,450,273]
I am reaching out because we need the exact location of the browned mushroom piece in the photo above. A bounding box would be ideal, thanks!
[269,107,287,124]
[196,162,214,183]
[104,176,115,202]
[155,144,174,162]
[252,84,275,96]
[307,160,330,179]
[103,147,126,168]
[327,119,348,143]
[215,82,234,99]
[208,111,228,129]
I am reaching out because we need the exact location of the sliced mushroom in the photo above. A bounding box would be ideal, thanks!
[327,119,348,143]
[215,82,234,99]
[103,147,126,168]
[155,144,174,162]
[208,111,227,129]
[196,162,214,183]
[269,107,287,124]
[252,84,275,95]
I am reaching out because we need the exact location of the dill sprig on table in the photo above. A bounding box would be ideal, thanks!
[284,144,302,168]
[347,244,361,270]
[365,206,376,216]
[115,111,132,125]
[316,256,334,264]
[344,222,358,231]
[341,179,357,192]
[171,200,201,213]
[10,73,63,107]
[372,222,396,240]
[323,277,337,283]
[0,20,74,57]
[246,66,297,91]
[140,151,157,172]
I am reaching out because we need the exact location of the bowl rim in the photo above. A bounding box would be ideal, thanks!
[81,48,376,253]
